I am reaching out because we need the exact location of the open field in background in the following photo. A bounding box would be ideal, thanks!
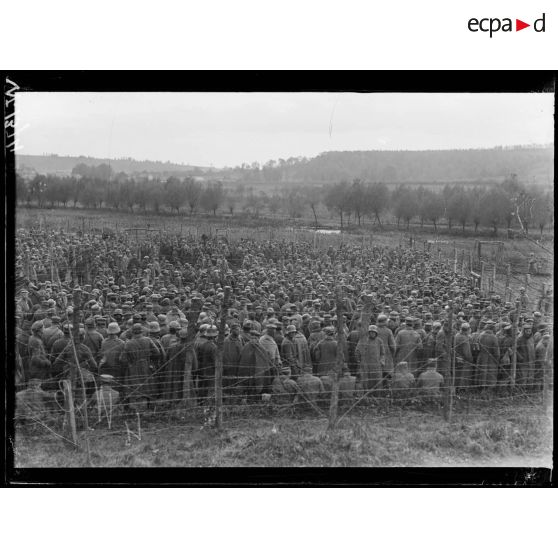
[13,400,552,467]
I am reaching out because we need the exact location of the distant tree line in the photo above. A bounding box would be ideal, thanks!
[223,146,553,184]
[323,176,553,237]
[16,164,553,238]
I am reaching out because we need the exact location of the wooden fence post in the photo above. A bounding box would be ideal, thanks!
[61,379,78,448]
[506,264,511,301]
[493,263,497,294]
[480,261,485,293]
[214,286,231,430]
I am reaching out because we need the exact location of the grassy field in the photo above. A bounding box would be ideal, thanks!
[13,400,552,468]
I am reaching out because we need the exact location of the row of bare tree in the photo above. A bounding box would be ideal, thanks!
[16,172,553,237]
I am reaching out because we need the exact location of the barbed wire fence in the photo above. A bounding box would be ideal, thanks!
[14,292,553,464]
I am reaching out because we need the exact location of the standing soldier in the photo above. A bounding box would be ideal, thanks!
[99,322,125,385]
[161,321,180,353]
[476,321,500,392]
[27,321,51,382]
[497,323,514,388]
[147,322,166,400]
[17,319,32,387]
[313,326,338,394]
[258,323,282,395]
[53,328,98,399]
[346,321,361,376]
[196,325,218,405]
[454,323,473,390]
[516,323,536,390]
[164,329,198,406]
[435,320,452,381]
[120,323,161,410]
[42,315,64,353]
[223,321,243,399]
[355,325,386,396]
[394,316,422,376]
[280,325,299,377]
[83,317,104,362]
[376,314,396,381]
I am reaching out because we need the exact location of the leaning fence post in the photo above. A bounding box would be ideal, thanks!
[61,379,78,448]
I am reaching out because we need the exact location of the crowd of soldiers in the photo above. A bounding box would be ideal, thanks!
[14,227,554,420]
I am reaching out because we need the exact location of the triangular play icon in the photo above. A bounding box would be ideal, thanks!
[516,19,530,31]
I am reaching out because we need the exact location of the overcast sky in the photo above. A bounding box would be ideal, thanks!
[15,92,554,168]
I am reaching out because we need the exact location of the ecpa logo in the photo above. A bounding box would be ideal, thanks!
[468,13,546,37]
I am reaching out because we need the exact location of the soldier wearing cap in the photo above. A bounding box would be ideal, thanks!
[417,358,444,401]
[27,321,51,382]
[496,323,514,386]
[390,361,415,400]
[164,328,198,404]
[81,317,103,361]
[196,325,218,404]
[376,314,395,378]
[313,325,338,380]
[119,322,162,407]
[223,321,243,398]
[271,365,298,404]
[257,321,282,393]
[476,320,500,390]
[42,315,64,353]
[280,324,300,378]
[161,321,180,353]
[238,326,272,399]
[516,323,536,390]
[99,323,125,382]
[49,323,73,378]
[394,316,422,376]
[95,315,108,337]
[454,322,473,389]
[147,322,166,399]
[53,328,98,398]
[355,325,386,395]
[535,330,552,392]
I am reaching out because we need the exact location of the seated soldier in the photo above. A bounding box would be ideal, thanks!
[416,358,444,401]
[295,370,324,408]
[16,378,57,424]
[272,366,299,405]
[390,361,416,401]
